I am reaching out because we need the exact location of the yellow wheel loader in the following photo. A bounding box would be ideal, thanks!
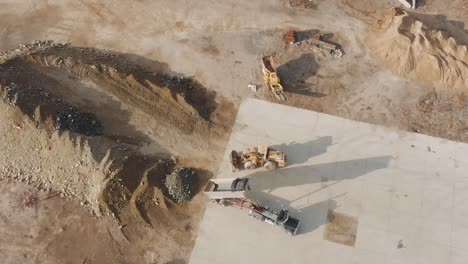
[261,55,286,101]
[230,144,286,172]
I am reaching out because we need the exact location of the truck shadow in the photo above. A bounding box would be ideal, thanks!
[246,190,338,235]
[244,155,391,234]
[295,29,320,42]
[270,136,333,166]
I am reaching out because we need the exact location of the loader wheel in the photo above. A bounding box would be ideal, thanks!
[264,161,277,170]
[230,151,239,172]
[244,161,256,170]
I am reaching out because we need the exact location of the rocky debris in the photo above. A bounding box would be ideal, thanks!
[56,107,103,136]
[1,82,103,136]
[165,168,196,204]
[2,83,19,105]
[287,0,317,10]
[0,40,67,64]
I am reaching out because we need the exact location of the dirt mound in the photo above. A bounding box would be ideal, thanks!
[1,42,213,134]
[0,41,235,160]
[367,8,468,90]
[0,41,229,220]
[0,81,173,215]
[0,40,234,263]
[0,40,66,64]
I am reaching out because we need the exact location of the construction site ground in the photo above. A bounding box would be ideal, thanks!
[0,0,467,263]
[191,99,468,264]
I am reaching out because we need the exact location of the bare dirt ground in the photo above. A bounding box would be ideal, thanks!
[0,0,467,263]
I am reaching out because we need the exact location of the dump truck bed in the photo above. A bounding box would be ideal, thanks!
[204,178,250,200]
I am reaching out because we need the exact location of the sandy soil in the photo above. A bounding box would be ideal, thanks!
[0,0,467,263]
[0,41,232,264]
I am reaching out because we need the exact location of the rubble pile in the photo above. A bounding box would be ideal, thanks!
[56,107,103,136]
[165,168,197,204]
[0,40,67,64]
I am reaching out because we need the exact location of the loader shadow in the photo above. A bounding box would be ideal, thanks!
[244,155,391,234]
[271,136,333,166]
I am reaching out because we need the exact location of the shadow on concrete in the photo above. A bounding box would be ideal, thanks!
[271,136,333,166]
[246,190,338,235]
[248,156,391,190]
[244,155,391,234]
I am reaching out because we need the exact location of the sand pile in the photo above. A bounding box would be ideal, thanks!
[367,8,468,90]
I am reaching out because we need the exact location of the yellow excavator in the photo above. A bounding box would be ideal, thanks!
[261,55,286,101]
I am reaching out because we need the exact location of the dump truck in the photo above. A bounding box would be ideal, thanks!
[261,56,286,101]
[307,33,343,57]
[204,177,300,235]
[230,144,286,171]
[204,177,250,200]
[248,203,300,236]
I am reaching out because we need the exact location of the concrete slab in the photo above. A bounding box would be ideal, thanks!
[190,99,468,264]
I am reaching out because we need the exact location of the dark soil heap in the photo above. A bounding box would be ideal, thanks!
[165,168,197,204]
[55,107,103,136]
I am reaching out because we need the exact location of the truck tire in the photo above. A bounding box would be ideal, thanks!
[238,177,249,191]
[244,161,256,170]
[264,161,277,170]
[230,178,240,192]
